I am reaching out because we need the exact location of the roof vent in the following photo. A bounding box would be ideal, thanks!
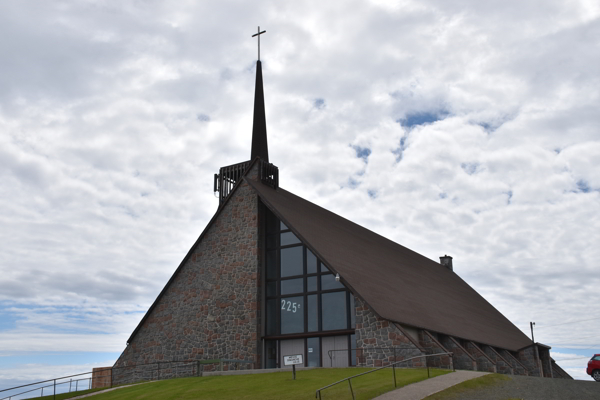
[439,255,453,271]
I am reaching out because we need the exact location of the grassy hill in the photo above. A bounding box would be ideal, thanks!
[40,367,451,400]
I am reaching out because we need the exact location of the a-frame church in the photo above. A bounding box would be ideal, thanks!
[112,45,571,382]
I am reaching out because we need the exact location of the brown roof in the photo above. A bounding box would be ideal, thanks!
[247,178,533,351]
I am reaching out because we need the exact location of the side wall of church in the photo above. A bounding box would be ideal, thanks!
[482,345,513,375]
[112,179,260,384]
[539,347,553,378]
[517,345,542,377]
[417,330,453,369]
[439,335,476,371]
[464,341,496,373]
[354,296,424,368]
[499,349,529,376]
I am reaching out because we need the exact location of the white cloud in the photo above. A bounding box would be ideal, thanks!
[0,0,598,382]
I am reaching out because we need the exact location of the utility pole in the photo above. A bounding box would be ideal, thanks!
[530,321,535,343]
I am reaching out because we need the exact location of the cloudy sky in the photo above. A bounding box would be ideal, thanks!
[1,0,599,388]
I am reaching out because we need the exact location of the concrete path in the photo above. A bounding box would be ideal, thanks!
[373,370,489,400]
[67,381,156,399]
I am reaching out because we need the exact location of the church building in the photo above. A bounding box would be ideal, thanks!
[112,45,571,381]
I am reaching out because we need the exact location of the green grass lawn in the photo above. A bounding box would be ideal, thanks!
[28,387,107,400]
[422,373,511,400]
[59,367,451,400]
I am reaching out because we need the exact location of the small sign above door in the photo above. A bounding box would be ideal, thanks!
[283,354,303,366]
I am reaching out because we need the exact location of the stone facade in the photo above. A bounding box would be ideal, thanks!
[517,345,542,377]
[539,347,553,378]
[499,349,529,376]
[482,345,513,375]
[464,341,496,373]
[112,176,260,385]
[439,335,476,371]
[354,296,424,368]
[417,330,452,369]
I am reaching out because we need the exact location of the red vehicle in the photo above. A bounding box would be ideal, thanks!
[587,354,600,381]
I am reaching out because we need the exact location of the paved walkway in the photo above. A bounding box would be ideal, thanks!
[67,381,156,399]
[373,370,489,400]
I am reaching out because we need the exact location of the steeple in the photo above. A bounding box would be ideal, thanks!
[213,27,278,205]
[251,60,269,162]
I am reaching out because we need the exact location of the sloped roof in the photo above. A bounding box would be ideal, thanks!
[246,178,533,351]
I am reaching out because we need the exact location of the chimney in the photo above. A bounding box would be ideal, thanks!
[439,255,453,271]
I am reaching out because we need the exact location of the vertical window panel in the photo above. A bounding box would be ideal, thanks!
[322,292,347,331]
[280,296,304,334]
[280,231,301,246]
[307,249,317,274]
[266,250,278,279]
[266,340,278,369]
[266,211,280,234]
[307,276,317,292]
[266,299,278,335]
[281,278,303,295]
[307,337,321,367]
[267,234,278,249]
[281,246,303,277]
[307,294,318,332]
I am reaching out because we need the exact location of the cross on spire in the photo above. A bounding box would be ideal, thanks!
[252,26,266,61]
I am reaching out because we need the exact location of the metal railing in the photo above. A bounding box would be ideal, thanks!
[259,159,278,188]
[0,370,100,400]
[214,160,250,203]
[315,351,454,400]
[327,346,422,368]
[0,358,254,400]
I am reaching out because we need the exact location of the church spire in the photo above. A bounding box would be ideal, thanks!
[251,27,268,162]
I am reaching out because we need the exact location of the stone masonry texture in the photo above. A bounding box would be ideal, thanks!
[465,341,496,373]
[417,330,452,369]
[112,176,260,385]
[539,347,553,378]
[500,349,529,376]
[439,335,476,371]
[517,345,543,377]
[483,345,513,375]
[354,296,424,368]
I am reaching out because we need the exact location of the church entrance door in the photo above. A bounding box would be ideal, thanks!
[322,335,349,367]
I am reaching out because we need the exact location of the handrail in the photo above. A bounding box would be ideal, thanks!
[315,351,453,400]
[327,346,421,367]
[0,358,253,400]
[2,376,94,400]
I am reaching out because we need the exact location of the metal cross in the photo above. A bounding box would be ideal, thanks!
[252,26,266,61]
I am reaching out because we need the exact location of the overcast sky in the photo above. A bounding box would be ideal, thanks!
[1,0,599,388]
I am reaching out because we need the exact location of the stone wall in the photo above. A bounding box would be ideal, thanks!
[517,345,542,377]
[418,330,452,369]
[539,347,553,378]
[112,176,260,385]
[439,335,476,371]
[499,349,529,376]
[354,296,424,368]
[482,346,513,375]
[464,341,496,373]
